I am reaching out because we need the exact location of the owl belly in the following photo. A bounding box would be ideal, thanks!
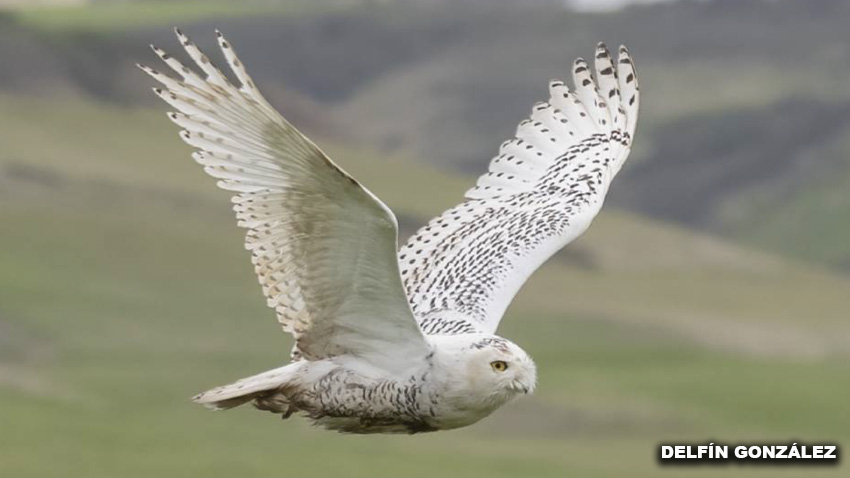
[253,364,511,434]
[262,367,438,434]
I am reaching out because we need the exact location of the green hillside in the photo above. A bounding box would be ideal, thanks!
[329,0,850,269]
[1,95,848,477]
[3,0,849,267]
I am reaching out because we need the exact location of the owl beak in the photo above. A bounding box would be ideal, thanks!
[510,379,531,394]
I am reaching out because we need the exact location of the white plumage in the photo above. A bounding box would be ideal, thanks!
[140,30,639,434]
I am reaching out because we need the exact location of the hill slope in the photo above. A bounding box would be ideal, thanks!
[2,0,849,267]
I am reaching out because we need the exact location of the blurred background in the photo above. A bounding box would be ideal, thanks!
[1,0,848,476]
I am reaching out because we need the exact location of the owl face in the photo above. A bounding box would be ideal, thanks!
[426,333,537,412]
[464,336,537,397]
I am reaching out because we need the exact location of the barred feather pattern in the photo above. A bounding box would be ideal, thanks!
[401,43,639,335]
[273,367,440,434]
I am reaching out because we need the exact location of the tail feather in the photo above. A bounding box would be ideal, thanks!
[193,363,298,410]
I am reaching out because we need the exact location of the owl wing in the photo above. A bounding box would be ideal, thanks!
[140,30,429,372]
[401,44,639,335]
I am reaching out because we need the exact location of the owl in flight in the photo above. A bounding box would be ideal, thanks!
[139,29,639,434]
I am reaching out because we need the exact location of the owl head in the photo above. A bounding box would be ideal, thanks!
[465,336,537,396]
[431,333,537,402]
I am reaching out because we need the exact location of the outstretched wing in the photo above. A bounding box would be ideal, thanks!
[401,43,639,335]
[140,30,429,371]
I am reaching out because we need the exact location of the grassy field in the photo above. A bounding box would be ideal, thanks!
[1,94,848,477]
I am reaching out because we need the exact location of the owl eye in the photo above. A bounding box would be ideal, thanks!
[490,360,508,372]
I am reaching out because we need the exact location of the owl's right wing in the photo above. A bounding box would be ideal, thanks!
[140,30,429,373]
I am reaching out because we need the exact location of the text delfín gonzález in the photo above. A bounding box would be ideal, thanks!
[658,442,839,464]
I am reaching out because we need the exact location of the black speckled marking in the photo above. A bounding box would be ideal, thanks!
[255,368,441,434]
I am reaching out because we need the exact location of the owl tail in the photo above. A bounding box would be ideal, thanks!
[192,362,301,411]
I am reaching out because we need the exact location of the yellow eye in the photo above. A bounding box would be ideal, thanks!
[490,361,508,372]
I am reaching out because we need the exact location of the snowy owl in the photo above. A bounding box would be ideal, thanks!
[139,29,639,434]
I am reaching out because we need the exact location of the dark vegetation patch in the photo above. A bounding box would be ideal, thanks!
[610,99,850,229]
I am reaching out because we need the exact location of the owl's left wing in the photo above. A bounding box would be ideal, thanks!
[401,44,639,335]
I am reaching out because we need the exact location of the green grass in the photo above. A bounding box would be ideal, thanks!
[7,0,335,34]
[0,94,468,216]
[1,95,849,477]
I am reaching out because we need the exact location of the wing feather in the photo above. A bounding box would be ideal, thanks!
[401,44,639,335]
[141,30,429,371]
